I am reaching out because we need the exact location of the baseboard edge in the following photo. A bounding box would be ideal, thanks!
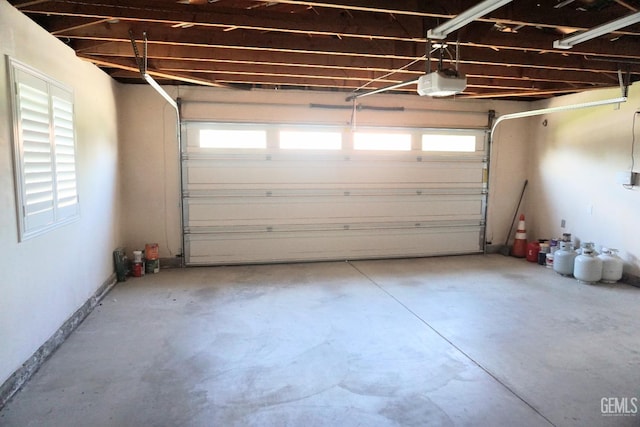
[0,273,117,410]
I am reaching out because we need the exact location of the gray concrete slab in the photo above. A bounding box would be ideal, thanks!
[352,255,640,427]
[1,255,638,426]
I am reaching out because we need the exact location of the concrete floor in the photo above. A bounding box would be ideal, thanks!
[1,254,639,426]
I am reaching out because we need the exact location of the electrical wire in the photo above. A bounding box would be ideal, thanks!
[352,55,426,93]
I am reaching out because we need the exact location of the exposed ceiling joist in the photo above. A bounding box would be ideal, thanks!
[10,0,640,100]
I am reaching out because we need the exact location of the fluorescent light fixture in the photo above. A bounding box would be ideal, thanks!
[143,73,178,111]
[553,11,640,49]
[427,0,514,40]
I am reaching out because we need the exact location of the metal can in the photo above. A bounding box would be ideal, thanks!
[132,262,144,277]
[546,253,554,269]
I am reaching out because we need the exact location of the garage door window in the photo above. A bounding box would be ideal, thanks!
[353,132,411,151]
[422,134,476,152]
[280,130,342,150]
[200,129,267,149]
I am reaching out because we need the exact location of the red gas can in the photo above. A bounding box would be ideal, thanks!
[526,241,540,262]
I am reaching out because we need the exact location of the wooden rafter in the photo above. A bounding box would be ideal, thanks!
[9,0,640,100]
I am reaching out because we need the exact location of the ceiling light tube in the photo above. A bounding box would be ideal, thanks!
[144,73,178,111]
[553,11,640,49]
[427,0,514,40]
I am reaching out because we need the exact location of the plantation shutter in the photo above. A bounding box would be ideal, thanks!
[11,60,79,240]
[16,71,55,232]
[51,88,79,218]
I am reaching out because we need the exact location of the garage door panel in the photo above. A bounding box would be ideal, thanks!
[185,182,485,193]
[186,160,483,186]
[185,227,483,265]
[185,196,484,227]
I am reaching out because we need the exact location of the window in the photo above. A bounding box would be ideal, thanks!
[199,129,266,149]
[353,132,412,151]
[10,59,79,241]
[422,134,476,152]
[279,130,341,150]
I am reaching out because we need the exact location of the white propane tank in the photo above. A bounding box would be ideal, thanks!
[598,248,623,283]
[553,241,577,276]
[574,243,603,284]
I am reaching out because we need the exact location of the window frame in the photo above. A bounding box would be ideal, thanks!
[9,58,80,241]
[186,121,486,157]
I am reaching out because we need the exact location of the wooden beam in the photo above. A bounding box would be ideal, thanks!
[17,0,640,100]
[19,1,426,42]
[51,17,112,35]
[74,41,622,86]
[60,24,637,76]
[18,0,640,41]
[12,0,52,8]
[463,86,617,99]
[78,54,231,88]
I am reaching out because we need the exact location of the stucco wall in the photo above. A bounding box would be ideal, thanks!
[526,83,640,276]
[0,0,121,385]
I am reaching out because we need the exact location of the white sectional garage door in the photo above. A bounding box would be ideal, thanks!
[182,123,488,265]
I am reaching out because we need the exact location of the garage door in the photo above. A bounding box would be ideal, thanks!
[182,123,488,265]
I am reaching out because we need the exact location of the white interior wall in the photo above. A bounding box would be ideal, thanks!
[0,0,121,385]
[526,83,640,276]
[117,86,182,259]
[118,85,532,258]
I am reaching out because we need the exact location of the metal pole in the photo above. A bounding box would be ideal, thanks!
[345,79,419,102]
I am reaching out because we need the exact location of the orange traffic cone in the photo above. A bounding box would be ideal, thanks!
[511,214,527,258]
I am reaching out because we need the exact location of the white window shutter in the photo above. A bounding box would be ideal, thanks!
[52,92,78,218]
[16,77,55,233]
[10,60,79,240]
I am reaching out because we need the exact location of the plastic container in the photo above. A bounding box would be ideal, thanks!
[133,250,143,263]
[553,241,577,277]
[598,248,623,283]
[574,243,602,284]
[145,243,159,260]
[526,241,540,262]
[145,258,160,274]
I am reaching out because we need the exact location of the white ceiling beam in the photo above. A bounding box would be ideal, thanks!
[427,0,514,40]
[554,11,640,49]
